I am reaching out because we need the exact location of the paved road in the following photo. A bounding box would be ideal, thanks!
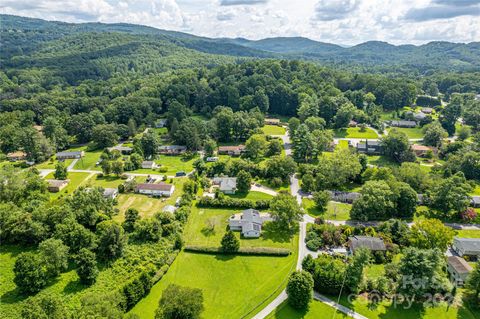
[251,129,365,319]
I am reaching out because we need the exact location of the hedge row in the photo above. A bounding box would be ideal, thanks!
[184,245,291,256]
[197,197,270,209]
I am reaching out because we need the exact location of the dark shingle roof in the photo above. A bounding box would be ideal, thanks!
[349,236,386,252]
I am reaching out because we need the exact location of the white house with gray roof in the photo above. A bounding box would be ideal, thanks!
[452,237,480,258]
[228,209,272,238]
[213,177,237,194]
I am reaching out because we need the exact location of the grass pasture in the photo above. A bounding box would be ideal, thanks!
[72,149,102,171]
[333,127,378,139]
[132,155,198,176]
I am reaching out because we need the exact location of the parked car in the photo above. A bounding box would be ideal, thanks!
[176,171,186,177]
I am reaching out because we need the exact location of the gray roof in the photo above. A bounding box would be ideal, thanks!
[56,151,83,157]
[414,112,427,120]
[454,237,480,254]
[103,188,118,197]
[158,145,187,150]
[390,120,417,127]
[213,177,237,191]
[162,205,176,213]
[349,236,386,252]
[107,146,132,152]
[471,196,480,204]
[448,256,472,274]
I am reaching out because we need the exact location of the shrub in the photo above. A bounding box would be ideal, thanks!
[220,230,240,253]
[287,271,314,309]
[197,196,270,210]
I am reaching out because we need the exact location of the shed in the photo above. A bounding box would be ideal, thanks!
[447,256,472,286]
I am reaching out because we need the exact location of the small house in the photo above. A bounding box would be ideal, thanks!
[452,237,480,258]
[103,188,118,199]
[212,177,237,194]
[328,191,361,204]
[390,120,417,128]
[107,146,133,155]
[471,196,480,208]
[6,151,27,161]
[56,151,84,160]
[411,144,434,157]
[349,120,358,127]
[206,157,219,162]
[46,179,69,192]
[475,94,480,101]
[229,209,273,238]
[158,145,187,155]
[155,119,167,128]
[162,205,177,214]
[413,112,427,122]
[141,161,157,169]
[447,256,472,286]
[421,107,434,114]
[356,140,383,155]
[264,118,281,126]
[136,182,175,197]
[218,145,245,156]
[348,236,386,254]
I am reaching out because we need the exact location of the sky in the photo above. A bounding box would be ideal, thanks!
[1,0,479,45]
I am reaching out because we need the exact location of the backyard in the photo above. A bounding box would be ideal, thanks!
[132,154,198,176]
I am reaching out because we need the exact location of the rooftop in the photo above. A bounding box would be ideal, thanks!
[47,179,69,187]
[218,145,245,151]
[454,237,480,253]
[448,256,473,274]
[349,236,386,251]
[136,182,173,191]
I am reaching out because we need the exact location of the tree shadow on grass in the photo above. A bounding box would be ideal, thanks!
[63,279,87,295]
[214,253,236,261]
[261,222,295,244]
[1,288,29,304]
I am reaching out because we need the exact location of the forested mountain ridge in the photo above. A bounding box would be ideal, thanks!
[2,14,480,81]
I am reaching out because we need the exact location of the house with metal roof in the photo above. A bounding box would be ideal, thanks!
[107,146,133,155]
[389,120,417,128]
[471,196,480,208]
[158,145,187,155]
[46,179,69,192]
[447,256,472,286]
[218,145,245,156]
[56,151,84,160]
[328,191,361,204]
[141,161,157,169]
[356,140,383,155]
[452,237,480,258]
[136,182,175,197]
[348,236,386,254]
[228,209,273,238]
[212,177,237,194]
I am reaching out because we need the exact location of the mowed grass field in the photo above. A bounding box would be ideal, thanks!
[132,155,198,176]
[455,229,480,238]
[72,148,102,171]
[302,198,351,220]
[387,127,424,139]
[130,251,297,319]
[113,178,186,222]
[44,172,92,200]
[333,127,378,139]
[266,300,351,319]
[129,195,298,319]
[262,125,286,135]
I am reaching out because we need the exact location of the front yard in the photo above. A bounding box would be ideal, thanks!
[387,127,424,139]
[302,198,352,220]
[333,127,378,139]
[262,125,286,136]
[44,171,92,200]
[266,300,351,319]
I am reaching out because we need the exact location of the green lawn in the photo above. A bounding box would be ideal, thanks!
[365,264,385,280]
[333,127,378,139]
[225,191,274,201]
[131,155,198,176]
[387,127,424,139]
[256,178,290,193]
[44,172,92,200]
[455,229,480,238]
[87,175,125,188]
[129,198,298,319]
[333,294,479,319]
[73,149,102,171]
[470,183,480,196]
[302,199,351,220]
[129,251,296,319]
[113,178,185,222]
[35,158,73,169]
[184,205,296,249]
[266,300,351,319]
[337,140,350,149]
[262,125,286,135]
[367,155,400,168]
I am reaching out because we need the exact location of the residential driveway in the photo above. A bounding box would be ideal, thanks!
[251,184,278,196]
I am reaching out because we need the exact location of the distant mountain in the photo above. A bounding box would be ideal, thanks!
[1,14,480,76]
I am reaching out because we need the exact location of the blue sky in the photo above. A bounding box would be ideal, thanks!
[1,0,479,45]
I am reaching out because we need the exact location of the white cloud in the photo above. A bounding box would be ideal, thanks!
[1,0,479,45]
